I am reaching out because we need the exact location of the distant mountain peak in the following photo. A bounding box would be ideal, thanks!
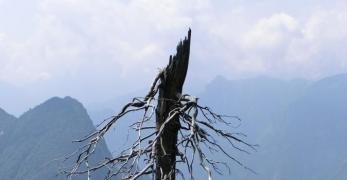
[19,96,89,124]
[303,73,347,96]
[37,96,83,110]
[0,96,111,180]
[43,96,81,105]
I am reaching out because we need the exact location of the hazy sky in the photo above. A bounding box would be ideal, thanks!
[1,0,347,115]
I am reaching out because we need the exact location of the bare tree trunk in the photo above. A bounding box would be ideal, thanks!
[155,29,191,180]
[67,28,255,180]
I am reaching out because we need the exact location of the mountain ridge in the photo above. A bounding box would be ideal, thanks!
[2,73,347,180]
[0,96,113,180]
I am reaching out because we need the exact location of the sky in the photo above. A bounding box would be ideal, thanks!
[1,0,347,115]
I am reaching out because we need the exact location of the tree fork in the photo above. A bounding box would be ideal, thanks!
[155,29,191,180]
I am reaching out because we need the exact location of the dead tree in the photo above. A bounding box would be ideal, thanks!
[64,29,256,180]
[154,29,191,180]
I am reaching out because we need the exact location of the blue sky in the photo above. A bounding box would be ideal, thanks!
[1,0,347,115]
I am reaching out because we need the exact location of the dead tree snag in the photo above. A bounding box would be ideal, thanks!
[64,29,256,180]
[155,29,191,180]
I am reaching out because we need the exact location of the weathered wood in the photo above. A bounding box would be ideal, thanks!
[155,29,191,180]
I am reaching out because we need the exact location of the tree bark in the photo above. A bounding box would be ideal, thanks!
[155,29,191,180]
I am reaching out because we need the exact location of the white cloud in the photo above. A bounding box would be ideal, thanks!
[280,7,347,79]
[1,0,347,105]
[243,13,299,49]
[209,6,347,80]
[303,8,347,40]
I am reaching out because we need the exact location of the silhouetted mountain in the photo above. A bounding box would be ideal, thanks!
[0,97,112,180]
[198,74,347,180]
[198,76,310,179]
[4,73,346,180]
[279,74,347,180]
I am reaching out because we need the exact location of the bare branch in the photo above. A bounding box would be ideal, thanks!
[63,29,255,180]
